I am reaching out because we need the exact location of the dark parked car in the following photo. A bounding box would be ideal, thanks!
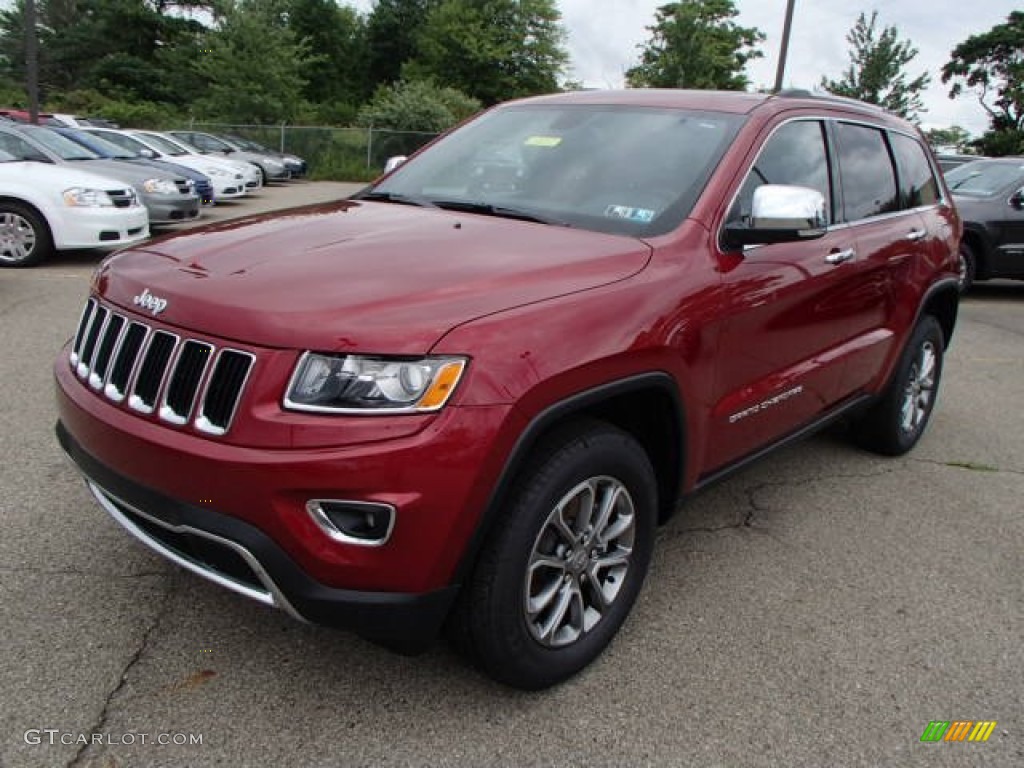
[944,157,1024,291]
[55,89,959,689]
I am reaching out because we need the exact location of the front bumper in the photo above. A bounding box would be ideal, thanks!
[143,193,202,224]
[51,206,149,250]
[57,423,457,652]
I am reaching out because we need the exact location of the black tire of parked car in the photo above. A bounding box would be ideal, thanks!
[854,315,945,456]
[452,420,657,690]
[0,202,53,268]
[957,241,977,294]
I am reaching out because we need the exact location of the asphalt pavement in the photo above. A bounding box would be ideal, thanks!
[1,182,1021,767]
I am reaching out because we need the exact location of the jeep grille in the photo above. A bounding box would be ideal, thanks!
[70,298,254,436]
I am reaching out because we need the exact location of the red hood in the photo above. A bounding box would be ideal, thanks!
[94,200,652,353]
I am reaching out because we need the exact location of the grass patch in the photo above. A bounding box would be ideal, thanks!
[944,461,999,473]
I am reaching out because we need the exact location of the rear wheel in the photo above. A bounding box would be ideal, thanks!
[957,242,976,293]
[0,203,52,268]
[854,315,944,456]
[452,421,657,690]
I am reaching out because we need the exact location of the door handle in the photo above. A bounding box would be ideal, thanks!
[826,248,856,265]
[906,229,927,241]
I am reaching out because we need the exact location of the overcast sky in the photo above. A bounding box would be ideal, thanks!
[351,0,1016,136]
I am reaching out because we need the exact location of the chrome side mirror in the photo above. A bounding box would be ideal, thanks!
[724,184,828,247]
[384,155,407,174]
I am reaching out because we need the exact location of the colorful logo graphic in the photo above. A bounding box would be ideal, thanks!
[920,721,997,743]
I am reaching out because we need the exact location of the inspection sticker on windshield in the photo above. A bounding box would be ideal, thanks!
[605,205,656,223]
[524,135,562,147]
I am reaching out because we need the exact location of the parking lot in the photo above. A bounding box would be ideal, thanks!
[1,181,1021,767]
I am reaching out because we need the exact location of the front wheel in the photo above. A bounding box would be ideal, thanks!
[0,203,53,268]
[854,315,944,456]
[453,421,657,690]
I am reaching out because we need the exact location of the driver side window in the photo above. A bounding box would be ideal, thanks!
[728,120,832,227]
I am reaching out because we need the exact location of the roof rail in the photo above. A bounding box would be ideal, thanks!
[774,88,888,113]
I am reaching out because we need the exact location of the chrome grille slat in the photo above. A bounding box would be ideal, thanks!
[70,299,96,366]
[160,341,213,425]
[69,298,252,436]
[77,306,108,379]
[196,350,254,435]
[130,331,178,414]
[89,314,126,389]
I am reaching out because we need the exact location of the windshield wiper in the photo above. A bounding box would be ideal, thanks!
[356,191,438,208]
[431,200,568,226]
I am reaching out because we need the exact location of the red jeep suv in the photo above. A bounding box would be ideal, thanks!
[55,90,960,689]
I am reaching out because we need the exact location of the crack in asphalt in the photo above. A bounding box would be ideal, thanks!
[66,575,178,768]
[662,468,897,538]
[910,457,1024,477]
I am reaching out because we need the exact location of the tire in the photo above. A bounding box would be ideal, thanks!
[0,202,53,268]
[957,241,976,294]
[452,420,657,690]
[854,315,944,456]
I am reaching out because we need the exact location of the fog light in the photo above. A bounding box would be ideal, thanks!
[306,500,395,546]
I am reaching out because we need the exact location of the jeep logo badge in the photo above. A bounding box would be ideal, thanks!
[133,288,168,316]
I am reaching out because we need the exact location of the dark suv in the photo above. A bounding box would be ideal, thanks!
[944,157,1024,291]
[55,90,960,689]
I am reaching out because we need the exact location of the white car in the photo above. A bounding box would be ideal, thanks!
[0,150,148,268]
[134,131,263,192]
[83,128,250,202]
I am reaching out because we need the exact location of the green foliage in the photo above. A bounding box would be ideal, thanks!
[626,0,764,90]
[821,11,930,121]
[365,0,440,88]
[357,79,481,132]
[46,88,183,127]
[923,125,972,151]
[407,0,568,105]
[286,0,371,106]
[973,129,1024,157]
[942,11,1024,137]
[195,0,312,123]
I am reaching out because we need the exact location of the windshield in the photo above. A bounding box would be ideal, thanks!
[90,130,152,155]
[0,149,15,162]
[369,104,744,237]
[20,126,98,160]
[945,161,1024,196]
[135,132,189,156]
[66,130,136,159]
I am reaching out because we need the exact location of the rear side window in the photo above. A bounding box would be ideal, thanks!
[835,123,899,221]
[891,133,939,208]
[727,120,832,226]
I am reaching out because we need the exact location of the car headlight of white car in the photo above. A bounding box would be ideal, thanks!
[63,188,114,207]
[205,167,230,177]
[142,178,180,195]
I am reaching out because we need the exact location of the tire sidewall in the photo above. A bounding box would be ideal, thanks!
[472,427,657,689]
[0,202,52,268]
[888,316,945,453]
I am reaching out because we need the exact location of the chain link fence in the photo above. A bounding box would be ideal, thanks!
[184,122,439,181]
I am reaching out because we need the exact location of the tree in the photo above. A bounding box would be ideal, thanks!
[942,12,1024,155]
[923,125,971,152]
[821,11,930,121]
[357,78,481,132]
[196,0,311,122]
[286,0,370,109]
[626,0,764,90]
[365,0,439,89]
[406,0,568,105]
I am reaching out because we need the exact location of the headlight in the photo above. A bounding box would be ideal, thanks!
[63,188,113,207]
[142,178,179,195]
[206,167,229,177]
[284,353,467,413]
